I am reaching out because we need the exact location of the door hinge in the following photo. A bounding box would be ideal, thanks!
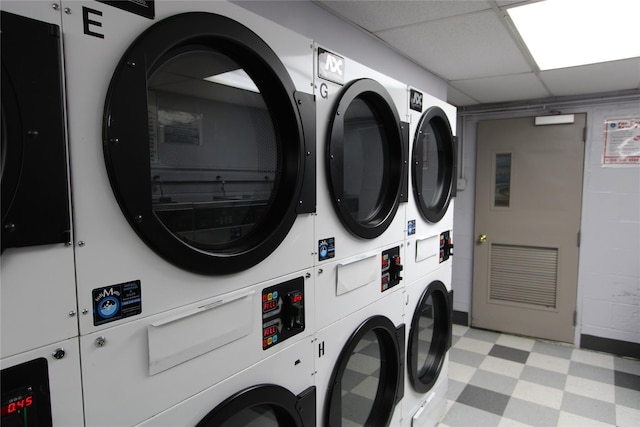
[577,231,581,247]
[573,310,577,326]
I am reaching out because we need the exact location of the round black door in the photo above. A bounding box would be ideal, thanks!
[407,281,452,393]
[326,79,407,239]
[1,11,71,253]
[104,12,314,274]
[412,106,456,223]
[325,316,404,427]
[196,384,315,427]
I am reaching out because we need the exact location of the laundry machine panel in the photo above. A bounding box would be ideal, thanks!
[402,266,453,427]
[315,290,405,427]
[137,339,315,426]
[0,338,84,427]
[60,0,316,335]
[80,269,314,427]
[405,89,457,284]
[314,44,409,264]
[0,2,77,358]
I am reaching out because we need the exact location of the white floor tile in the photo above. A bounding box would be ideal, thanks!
[453,336,494,355]
[526,352,571,374]
[497,416,534,427]
[511,380,564,410]
[616,404,640,427]
[448,361,477,384]
[557,410,612,426]
[564,376,616,403]
[496,334,536,352]
[479,356,524,379]
[571,348,615,369]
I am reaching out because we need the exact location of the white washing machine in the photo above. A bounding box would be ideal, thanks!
[314,44,409,268]
[1,0,78,370]
[314,280,406,427]
[401,264,453,427]
[60,0,316,337]
[0,337,84,426]
[80,269,314,426]
[404,88,457,285]
[136,338,315,426]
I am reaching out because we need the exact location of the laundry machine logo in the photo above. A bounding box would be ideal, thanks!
[318,237,335,261]
[92,281,142,326]
[318,48,345,84]
[410,89,423,112]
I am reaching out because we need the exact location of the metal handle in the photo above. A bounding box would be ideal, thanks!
[478,234,487,244]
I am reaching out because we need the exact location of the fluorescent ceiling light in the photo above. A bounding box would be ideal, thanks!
[508,0,640,70]
[204,69,259,93]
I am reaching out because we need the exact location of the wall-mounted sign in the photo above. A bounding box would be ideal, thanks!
[603,117,640,166]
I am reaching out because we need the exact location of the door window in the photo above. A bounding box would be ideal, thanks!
[412,107,456,223]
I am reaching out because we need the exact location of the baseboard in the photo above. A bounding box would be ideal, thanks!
[581,334,640,359]
[452,310,469,326]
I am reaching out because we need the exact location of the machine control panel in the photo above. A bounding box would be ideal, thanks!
[440,231,454,263]
[381,246,403,292]
[1,358,52,427]
[262,277,305,350]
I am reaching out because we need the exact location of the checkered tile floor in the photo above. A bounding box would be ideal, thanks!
[442,325,640,427]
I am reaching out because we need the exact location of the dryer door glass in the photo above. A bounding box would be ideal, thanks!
[412,107,455,223]
[408,281,451,393]
[328,79,406,239]
[148,50,277,249]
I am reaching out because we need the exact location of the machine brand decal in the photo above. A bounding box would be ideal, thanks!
[410,89,423,112]
[318,48,344,85]
[318,237,335,261]
[96,0,155,19]
[83,7,104,39]
[93,280,142,326]
[408,220,416,236]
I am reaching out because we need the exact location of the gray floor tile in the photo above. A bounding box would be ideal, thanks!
[615,386,640,410]
[449,347,487,368]
[568,361,615,384]
[441,402,503,427]
[469,369,518,396]
[519,365,568,390]
[503,396,560,426]
[447,378,466,402]
[532,340,574,360]
[615,370,640,391]
[456,384,510,416]
[489,344,530,364]
[561,392,617,424]
[464,328,501,343]
[614,357,640,376]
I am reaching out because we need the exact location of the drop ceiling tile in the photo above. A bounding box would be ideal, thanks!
[448,85,480,107]
[450,73,549,104]
[376,10,532,81]
[540,58,640,97]
[318,0,492,32]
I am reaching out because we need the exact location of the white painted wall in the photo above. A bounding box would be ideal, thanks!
[232,0,447,101]
[454,99,640,347]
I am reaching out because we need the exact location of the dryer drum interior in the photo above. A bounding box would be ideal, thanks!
[412,106,456,223]
[326,316,405,427]
[104,12,314,274]
[0,11,71,253]
[195,384,316,427]
[327,78,408,239]
[407,280,453,393]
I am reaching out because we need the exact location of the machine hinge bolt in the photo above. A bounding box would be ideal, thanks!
[95,336,107,347]
[127,61,136,67]
[78,241,85,247]
[4,223,16,233]
[52,348,66,359]
[27,129,39,138]
[64,7,71,14]
[68,310,76,317]
[82,309,89,315]
[305,272,311,279]
[134,214,143,223]
[297,99,303,105]
[110,137,120,145]
[307,151,311,156]
[52,3,60,11]
[317,268,323,274]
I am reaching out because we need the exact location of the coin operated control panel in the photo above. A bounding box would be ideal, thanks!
[262,277,305,350]
[1,358,52,427]
[382,246,403,292]
[440,231,454,263]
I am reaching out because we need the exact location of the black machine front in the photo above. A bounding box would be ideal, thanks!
[1,359,52,427]
[103,12,315,274]
[1,11,71,253]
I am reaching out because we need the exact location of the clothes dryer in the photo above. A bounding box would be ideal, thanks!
[60,0,316,336]
[314,280,406,427]
[0,2,77,358]
[401,265,453,427]
[314,45,409,267]
[404,88,456,285]
[80,269,314,426]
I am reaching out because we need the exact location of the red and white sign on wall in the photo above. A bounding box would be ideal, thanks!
[603,117,640,166]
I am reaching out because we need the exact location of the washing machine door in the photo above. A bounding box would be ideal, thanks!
[104,12,314,275]
[407,281,453,393]
[196,385,315,427]
[1,11,71,253]
[327,79,408,239]
[325,316,404,427]
[412,106,456,223]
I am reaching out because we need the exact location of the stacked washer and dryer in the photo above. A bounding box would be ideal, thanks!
[1,2,456,426]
